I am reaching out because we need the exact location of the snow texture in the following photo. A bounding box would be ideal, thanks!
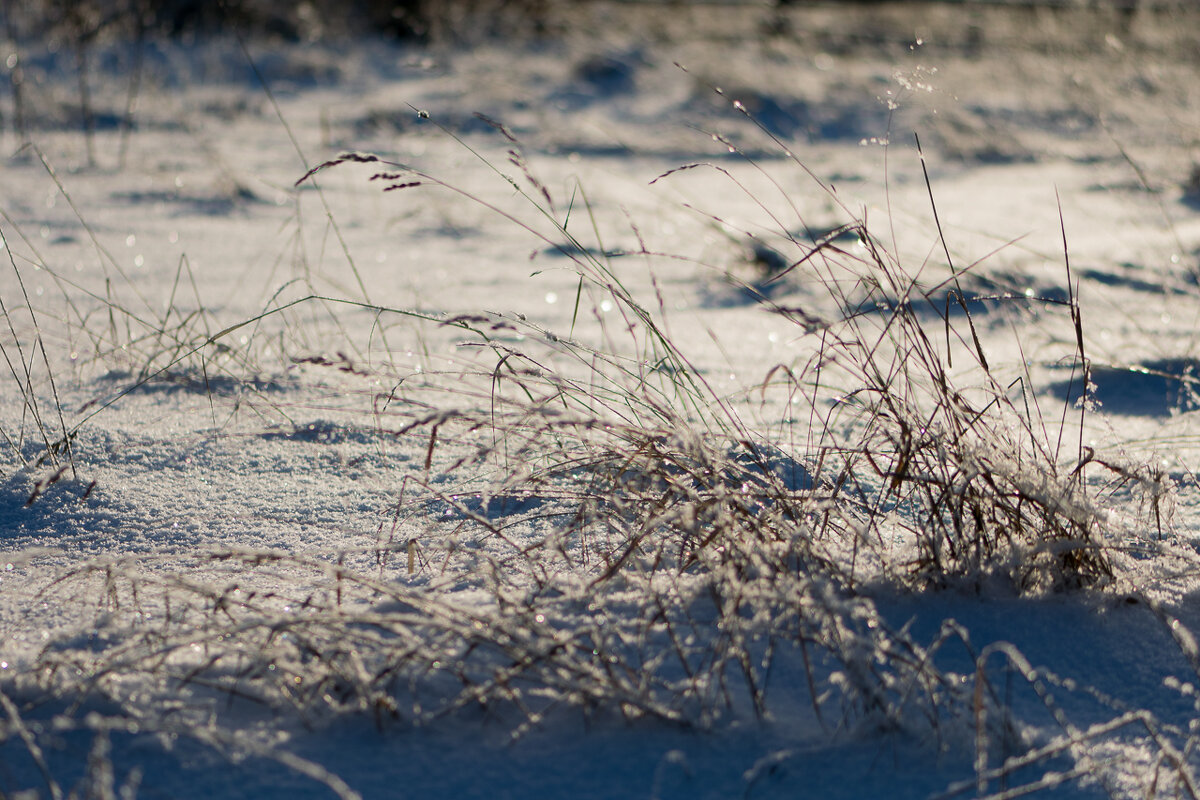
[2,2,1200,798]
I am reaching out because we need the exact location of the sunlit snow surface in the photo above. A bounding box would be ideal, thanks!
[2,3,1200,798]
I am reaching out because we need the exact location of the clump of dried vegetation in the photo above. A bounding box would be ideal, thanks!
[0,25,1196,800]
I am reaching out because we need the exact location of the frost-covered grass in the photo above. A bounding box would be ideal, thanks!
[0,138,1185,798]
[3,4,1200,799]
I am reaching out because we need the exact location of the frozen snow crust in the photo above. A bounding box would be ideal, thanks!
[3,3,1200,798]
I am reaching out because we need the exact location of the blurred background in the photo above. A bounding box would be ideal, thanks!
[0,0,1190,44]
[1,0,1195,174]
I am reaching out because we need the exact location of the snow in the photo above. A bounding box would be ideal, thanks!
[2,2,1200,798]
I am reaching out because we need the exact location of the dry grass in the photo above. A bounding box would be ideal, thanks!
[0,77,1196,800]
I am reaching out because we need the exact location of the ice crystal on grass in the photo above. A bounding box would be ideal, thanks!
[4,24,1200,796]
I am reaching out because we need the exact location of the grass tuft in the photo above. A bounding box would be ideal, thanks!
[0,74,1193,800]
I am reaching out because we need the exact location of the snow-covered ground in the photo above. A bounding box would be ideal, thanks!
[3,3,1200,797]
